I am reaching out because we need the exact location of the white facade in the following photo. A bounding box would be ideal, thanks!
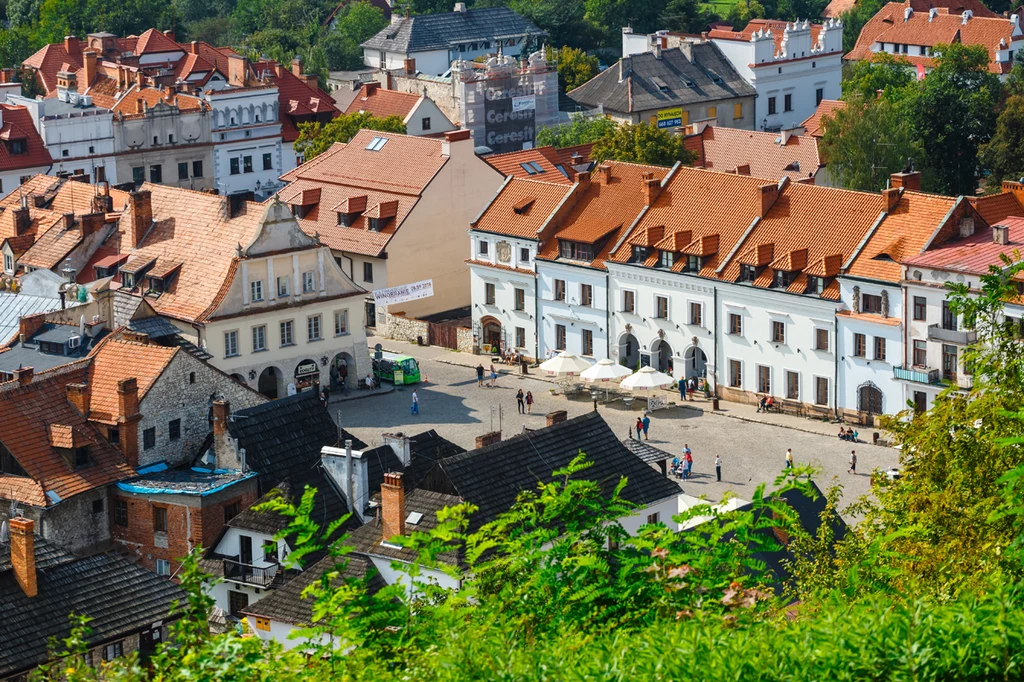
[207,525,292,614]
[607,263,716,381]
[8,94,117,184]
[205,86,285,199]
[536,261,609,361]
[469,230,538,357]
[836,278,904,419]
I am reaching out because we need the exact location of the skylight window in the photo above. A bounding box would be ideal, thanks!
[365,136,388,152]
[651,76,670,93]
[519,161,545,175]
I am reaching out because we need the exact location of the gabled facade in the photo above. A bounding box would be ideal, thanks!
[344,81,456,137]
[0,105,53,199]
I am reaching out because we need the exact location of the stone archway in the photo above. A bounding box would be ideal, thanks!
[480,315,503,352]
[331,352,356,390]
[683,345,707,380]
[650,339,674,374]
[618,331,639,370]
[257,366,281,399]
[230,373,247,385]
[858,382,884,416]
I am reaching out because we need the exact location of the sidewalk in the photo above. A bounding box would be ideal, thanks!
[366,335,887,442]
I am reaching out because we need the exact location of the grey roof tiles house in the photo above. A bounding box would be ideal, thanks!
[568,44,756,114]
[361,7,545,54]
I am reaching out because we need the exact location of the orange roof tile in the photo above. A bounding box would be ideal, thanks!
[690,126,822,181]
[721,182,883,297]
[969,190,1024,225]
[905,215,1024,275]
[111,85,208,117]
[538,161,669,270]
[18,215,84,270]
[344,83,423,120]
[472,177,569,239]
[610,166,776,278]
[484,146,574,185]
[135,28,185,55]
[800,100,846,138]
[0,105,53,172]
[847,190,958,282]
[85,336,178,424]
[0,362,134,507]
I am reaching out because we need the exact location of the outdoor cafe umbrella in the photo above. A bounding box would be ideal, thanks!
[580,358,632,401]
[620,365,674,391]
[538,351,592,377]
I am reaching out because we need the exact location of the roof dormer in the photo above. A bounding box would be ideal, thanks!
[365,200,398,231]
[334,195,367,226]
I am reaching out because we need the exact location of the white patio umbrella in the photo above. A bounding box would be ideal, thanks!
[538,351,592,377]
[620,365,674,391]
[580,358,633,402]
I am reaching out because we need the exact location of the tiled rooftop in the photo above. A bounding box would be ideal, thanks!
[471,177,570,239]
[904,216,1024,276]
[343,83,422,120]
[85,336,179,424]
[484,146,575,184]
[800,99,845,138]
[688,125,822,182]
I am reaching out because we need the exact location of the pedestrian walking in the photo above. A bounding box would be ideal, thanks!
[641,413,651,440]
[679,380,686,402]
[525,391,534,414]
[715,454,722,482]
[410,389,419,415]
[476,364,485,387]
[849,450,857,474]
[516,389,525,414]
[785,448,794,469]
[687,376,695,401]
[489,364,498,387]
[683,451,693,480]
[635,417,643,440]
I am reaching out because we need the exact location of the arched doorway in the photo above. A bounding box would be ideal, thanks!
[480,316,502,353]
[683,345,707,379]
[257,366,281,399]
[230,373,247,385]
[651,339,674,374]
[294,359,320,394]
[618,331,639,369]
[330,352,356,390]
[858,383,883,418]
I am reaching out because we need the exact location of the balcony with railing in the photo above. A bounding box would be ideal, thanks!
[222,558,279,588]
[893,366,941,384]
[928,324,977,345]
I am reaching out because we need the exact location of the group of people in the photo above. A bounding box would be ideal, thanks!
[501,347,521,365]
[678,375,705,401]
[634,414,651,440]
[476,363,499,388]
[837,427,859,442]
[515,389,535,414]
[672,445,694,480]
[757,395,776,413]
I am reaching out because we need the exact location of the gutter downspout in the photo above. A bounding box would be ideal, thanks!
[606,269,612,360]
[833,309,839,421]
[712,286,719,396]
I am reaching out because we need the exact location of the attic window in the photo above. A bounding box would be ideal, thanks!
[739,264,759,282]
[683,78,696,88]
[630,245,652,263]
[706,69,723,83]
[365,136,388,152]
[519,161,545,175]
[122,271,137,289]
[338,212,359,227]
[559,240,595,261]
[513,198,535,214]
[684,255,702,273]
[0,442,27,477]
[554,164,569,178]
[651,76,670,93]
[806,276,826,295]
[368,217,390,231]
[773,270,796,288]
[784,161,801,172]
[6,139,26,155]
[657,250,674,268]
[406,511,424,525]
[147,276,164,296]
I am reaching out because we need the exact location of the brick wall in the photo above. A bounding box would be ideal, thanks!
[137,351,266,469]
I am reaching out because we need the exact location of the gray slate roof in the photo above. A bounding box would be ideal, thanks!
[568,44,756,114]
[0,537,184,678]
[0,324,106,375]
[361,7,545,54]
[345,488,464,565]
[0,292,65,345]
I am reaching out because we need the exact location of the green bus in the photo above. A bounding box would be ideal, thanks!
[372,352,421,385]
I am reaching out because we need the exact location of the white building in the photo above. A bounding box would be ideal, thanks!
[623,18,844,132]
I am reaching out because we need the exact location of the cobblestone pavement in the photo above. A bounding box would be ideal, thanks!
[336,341,897,516]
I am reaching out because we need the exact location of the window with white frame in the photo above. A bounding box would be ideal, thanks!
[485,283,496,305]
[252,325,266,352]
[334,310,348,335]
[555,324,566,350]
[622,290,635,313]
[302,271,315,293]
[250,280,264,302]
[3,253,12,273]
[224,330,238,357]
[815,377,829,406]
[280,320,294,346]
[874,336,887,361]
[729,359,741,388]
[580,284,593,307]
[689,302,702,327]
[655,295,669,319]
[729,313,742,335]
[156,559,171,576]
[785,371,799,400]
[308,315,322,341]
[277,275,290,297]
[815,328,829,351]
[581,328,593,356]
[771,321,785,344]
[478,240,489,255]
[757,365,771,393]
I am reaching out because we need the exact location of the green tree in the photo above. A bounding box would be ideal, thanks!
[545,45,598,92]
[583,0,667,47]
[819,95,923,191]
[908,42,1001,196]
[981,95,1024,186]
[5,0,42,28]
[591,121,696,166]
[322,0,388,71]
[535,112,617,147]
[295,111,407,159]
[841,52,915,101]
[509,0,596,49]
[661,0,718,34]
[839,0,884,54]
[726,0,766,30]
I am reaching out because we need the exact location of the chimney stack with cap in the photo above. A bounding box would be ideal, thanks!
[9,517,37,598]
[546,410,568,426]
[117,377,141,468]
[13,204,31,236]
[212,400,238,470]
[128,190,152,249]
[643,174,662,205]
[475,431,501,448]
[13,366,34,386]
[993,224,1010,245]
[64,35,79,55]
[291,56,303,77]
[890,170,922,191]
[83,49,97,88]
[380,472,406,541]
[66,382,91,415]
[882,186,902,213]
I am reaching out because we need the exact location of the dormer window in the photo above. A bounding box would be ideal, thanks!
[8,139,26,155]
[806,276,825,295]
[368,217,391,231]
[147,277,164,296]
[631,245,651,263]
[657,250,674,268]
[122,272,136,289]
[685,255,702,273]
[559,240,595,261]
[773,270,796,288]
[739,264,759,282]
[0,443,27,477]
[338,212,358,226]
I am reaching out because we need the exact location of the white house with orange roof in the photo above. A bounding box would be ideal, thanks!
[683,120,827,184]
[344,81,455,137]
[278,129,504,328]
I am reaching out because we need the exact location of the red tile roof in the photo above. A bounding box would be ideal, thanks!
[969,188,1024,225]
[0,362,134,507]
[0,105,53,172]
[278,130,449,256]
[800,100,845,138]
[709,19,827,55]
[85,336,179,424]
[259,63,341,142]
[111,86,208,117]
[344,83,422,120]
[472,177,571,239]
[484,146,575,184]
[904,216,1024,275]
[687,125,822,181]
[134,28,184,55]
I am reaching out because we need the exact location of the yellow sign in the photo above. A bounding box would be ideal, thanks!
[656,107,683,129]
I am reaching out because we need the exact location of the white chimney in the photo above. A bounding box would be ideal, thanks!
[454,2,466,11]
[962,9,973,24]
[382,432,412,465]
[904,6,913,21]
[321,445,370,522]
[929,7,938,21]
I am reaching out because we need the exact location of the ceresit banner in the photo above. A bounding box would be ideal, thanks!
[372,279,434,306]
[657,107,683,129]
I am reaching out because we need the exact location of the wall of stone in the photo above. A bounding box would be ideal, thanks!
[137,351,266,469]
[387,72,460,125]
[456,326,475,354]
[35,486,110,554]
[381,311,429,343]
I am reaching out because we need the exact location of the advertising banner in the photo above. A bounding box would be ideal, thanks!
[372,279,435,306]
[512,95,536,112]
[657,107,683,129]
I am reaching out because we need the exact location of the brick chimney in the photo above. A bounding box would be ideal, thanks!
[644,176,661,205]
[13,366,34,386]
[993,224,1010,245]
[380,472,406,541]
[890,171,922,191]
[440,129,472,157]
[127,190,152,249]
[596,162,613,185]
[83,49,97,88]
[190,41,199,55]
[19,313,46,342]
[80,212,106,238]
[64,35,80,55]
[364,81,381,96]
[212,399,238,470]
[9,517,37,598]
[66,382,90,415]
[545,410,567,427]
[882,187,901,213]
[13,205,31,236]
[92,184,113,214]
[135,97,144,115]
[404,57,417,74]
[61,212,75,230]
[117,377,141,468]
[163,29,175,41]
[475,431,501,448]
[291,56,303,77]
[759,182,780,218]
[734,163,751,176]
[228,54,248,88]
